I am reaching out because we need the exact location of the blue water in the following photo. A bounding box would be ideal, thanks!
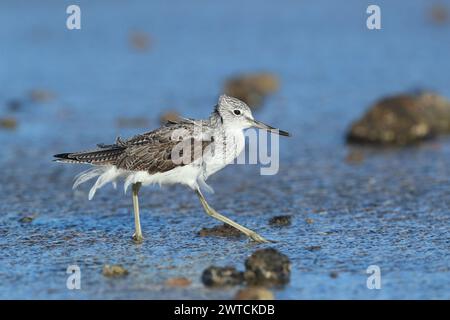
[0,0,449,299]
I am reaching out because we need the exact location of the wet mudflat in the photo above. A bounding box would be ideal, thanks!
[0,0,449,299]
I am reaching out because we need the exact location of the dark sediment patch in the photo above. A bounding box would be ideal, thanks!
[198,223,244,238]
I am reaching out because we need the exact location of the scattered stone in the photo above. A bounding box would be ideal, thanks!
[305,245,322,252]
[102,264,129,277]
[19,215,37,223]
[160,110,181,125]
[234,287,274,300]
[0,117,17,130]
[165,277,192,287]
[202,266,244,287]
[244,248,291,286]
[116,117,150,128]
[268,215,292,227]
[224,73,279,109]
[6,99,22,112]
[305,218,314,224]
[29,89,55,103]
[430,4,448,25]
[129,31,152,52]
[198,223,243,238]
[329,271,339,279]
[347,92,450,146]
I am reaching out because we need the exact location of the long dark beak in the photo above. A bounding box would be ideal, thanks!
[248,118,291,137]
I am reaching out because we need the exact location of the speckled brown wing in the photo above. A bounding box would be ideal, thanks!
[115,123,214,174]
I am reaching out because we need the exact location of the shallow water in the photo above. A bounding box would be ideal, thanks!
[0,0,449,299]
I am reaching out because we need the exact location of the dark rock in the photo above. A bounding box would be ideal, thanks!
[305,218,314,224]
[0,117,18,130]
[268,215,292,227]
[198,223,243,238]
[234,287,274,300]
[244,248,291,286]
[201,266,244,287]
[347,92,450,146]
[224,73,279,109]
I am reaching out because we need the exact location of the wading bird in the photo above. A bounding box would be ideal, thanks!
[54,95,290,243]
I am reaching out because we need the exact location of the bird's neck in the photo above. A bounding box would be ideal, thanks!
[208,108,223,127]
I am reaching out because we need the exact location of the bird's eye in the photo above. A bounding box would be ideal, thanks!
[233,109,241,116]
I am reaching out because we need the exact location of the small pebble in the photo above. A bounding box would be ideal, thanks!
[235,287,274,300]
[102,264,129,277]
[29,89,55,102]
[19,215,36,223]
[268,215,292,227]
[165,277,191,287]
[330,271,339,279]
[202,266,244,287]
[160,110,180,125]
[129,31,152,52]
[305,245,322,252]
[0,117,17,130]
[305,218,314,224]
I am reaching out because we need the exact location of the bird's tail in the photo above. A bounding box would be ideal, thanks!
[53,147,124,165]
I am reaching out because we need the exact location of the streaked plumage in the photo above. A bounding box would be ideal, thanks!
[54,95,290,243]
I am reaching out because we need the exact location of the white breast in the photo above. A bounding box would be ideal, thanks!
[203,128,245,179]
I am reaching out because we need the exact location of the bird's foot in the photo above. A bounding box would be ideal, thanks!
[132,233,144,243]
[248,232,273,244]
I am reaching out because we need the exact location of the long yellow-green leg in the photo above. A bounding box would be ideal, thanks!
[132,182,143,243]
[195,189,270,243]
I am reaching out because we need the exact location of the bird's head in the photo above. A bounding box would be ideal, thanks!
[215,94,290,136]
